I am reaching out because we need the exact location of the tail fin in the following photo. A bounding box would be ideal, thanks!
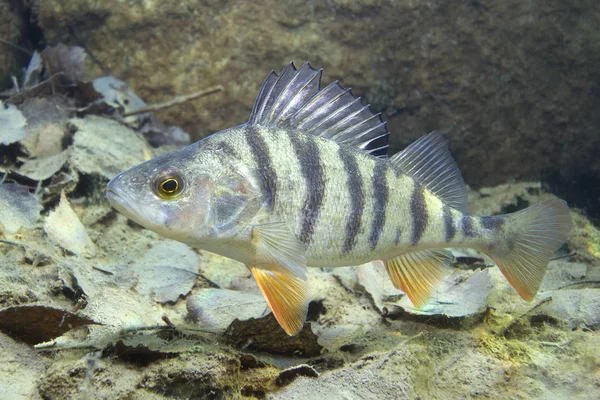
[486,199,572,301]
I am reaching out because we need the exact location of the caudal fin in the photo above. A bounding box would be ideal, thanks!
[486,199,572,301]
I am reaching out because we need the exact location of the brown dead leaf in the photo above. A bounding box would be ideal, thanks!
[0,305,99,345]
[41,44,85,84]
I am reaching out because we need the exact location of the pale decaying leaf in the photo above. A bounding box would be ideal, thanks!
[17,150,69,181]
[92,76,150,127]
[122,241,201,303]
[0,102,27,145]
[23,51,43,88]
[44,192,96,256]
[69,116,148,179]
[0,183,42,234]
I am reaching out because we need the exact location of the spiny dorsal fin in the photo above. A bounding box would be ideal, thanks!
[248,62,390,158]
[390,131,468,212]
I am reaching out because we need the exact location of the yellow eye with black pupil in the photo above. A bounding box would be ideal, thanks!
[156,175,183,198]
[161,179,178,193]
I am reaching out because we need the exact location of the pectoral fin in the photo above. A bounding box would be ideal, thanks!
[252,222,307,279]
[250,266,310,335]
[384,249,454,308]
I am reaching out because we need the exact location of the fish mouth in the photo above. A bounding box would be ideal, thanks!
[106,186,134,219]
[106,180,168,230]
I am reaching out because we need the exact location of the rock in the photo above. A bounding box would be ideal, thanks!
[542,289,600,330]
[276,365,319,387]
[268,364,410,400]
[0,333,50,400]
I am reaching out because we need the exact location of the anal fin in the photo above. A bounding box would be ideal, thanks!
[250,266,310,336]
[384,249,454,308]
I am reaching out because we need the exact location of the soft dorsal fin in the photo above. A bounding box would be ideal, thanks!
[390,131,468,212]
[248,62,390,158]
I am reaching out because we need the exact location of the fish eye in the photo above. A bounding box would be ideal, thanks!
[153,171,184,199]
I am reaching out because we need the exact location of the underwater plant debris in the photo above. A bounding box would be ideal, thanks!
[0,305,98,345]
[0,102,26,145]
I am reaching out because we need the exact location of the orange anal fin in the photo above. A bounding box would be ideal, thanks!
[384,249,454,308]
[249,266,310,336]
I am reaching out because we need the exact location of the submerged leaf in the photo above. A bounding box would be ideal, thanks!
[17,150,69,181]
[44,192,96,256]
[0,102,27,145]
[23,51,43,88]
[121,241,201,303]
[0,305,98,345]
[40,44,86,84]
[91,76,150,127]
[0,183,42,234]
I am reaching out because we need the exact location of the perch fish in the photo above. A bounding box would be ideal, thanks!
[107,63,573,335]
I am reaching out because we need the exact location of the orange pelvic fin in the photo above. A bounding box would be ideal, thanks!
[250,266,310,336]
[384,249,454,308]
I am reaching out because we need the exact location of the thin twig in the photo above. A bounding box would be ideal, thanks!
[0,239,26,248]
[162,315,180,332]
[122,85,224,117]
[539,339,572,347]
[555,280,600,290]
[0,38,32,56]
[550,252,576,261]
[91,265,115,275]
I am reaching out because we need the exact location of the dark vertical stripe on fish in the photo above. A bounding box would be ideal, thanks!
[394,227,402,246]
[245,126,277,210]
[340,148,364,253]
[443,204,456,242]
[480,216,505,231]
[369,160,388,250]
[288,132,325,244]
[462,215,475,237]
[410,183,428,245]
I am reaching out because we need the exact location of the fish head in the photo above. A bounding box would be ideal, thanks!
[106,141,262,245]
